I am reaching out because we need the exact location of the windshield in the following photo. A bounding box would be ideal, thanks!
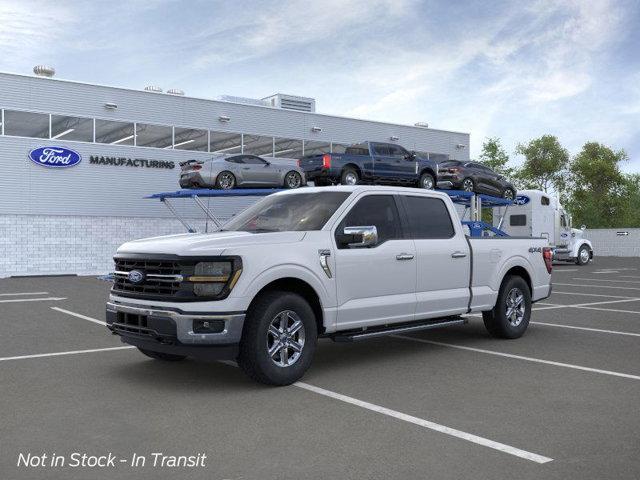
[221,192,351,233]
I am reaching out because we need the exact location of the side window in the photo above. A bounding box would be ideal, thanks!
[560,215,567,228]
[337,195,401,247]
[226,156,244,164]
[244,155,267,165]
[510,215,527,226]
[387,145,405,157]
[402,196,454,239]
[541,196,550,205]
[372,144,390,156]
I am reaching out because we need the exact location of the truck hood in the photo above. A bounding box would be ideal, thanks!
[116,231,307,256]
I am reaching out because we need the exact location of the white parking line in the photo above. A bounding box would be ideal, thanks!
[0,346,135,363]
[572,278,640,285]
[554,283,640,291]
[51,307,106,326]
[531,322,640,337]
[552,291,640,299]
[0,297,67,304]
[553,269,579,272]
[394,336,640,381]
[0,292,49,296]
[573,306,640,315]
[295,382,553,464]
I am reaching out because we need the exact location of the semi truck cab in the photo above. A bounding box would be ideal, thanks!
[495,189,593,265]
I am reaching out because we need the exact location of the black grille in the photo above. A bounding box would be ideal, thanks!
[113,258,188,297]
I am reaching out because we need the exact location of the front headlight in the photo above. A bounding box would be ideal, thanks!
[188,260,242,297]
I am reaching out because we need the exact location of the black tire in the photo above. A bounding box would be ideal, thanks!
[502,188,516,200]
[575,245,591,265]
[461,178,475,192]
[237,291,318,386]
[482,275,531,339]
[284,171,303,189]
[340,167,359,186]
[215,171,236,190]
[137,348,187,361]
[418,172,435,189]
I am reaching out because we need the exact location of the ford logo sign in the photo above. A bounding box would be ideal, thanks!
[128,270,145,285]
[514,195,530,205]
[28,146,82,168]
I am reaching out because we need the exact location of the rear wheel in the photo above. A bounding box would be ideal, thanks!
[462,178,475,192]
[215,171,236,190]
[284,171,303,189]
[341,168,359,186]
[576,245,591,265]
[137,348,187,361]
[237,291,317,386]
[482,275,531,339]
[419,172,435,189]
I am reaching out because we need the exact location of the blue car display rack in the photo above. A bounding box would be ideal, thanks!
[146,188,513,238]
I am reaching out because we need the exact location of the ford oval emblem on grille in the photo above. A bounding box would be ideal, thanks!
[128,270,145,284]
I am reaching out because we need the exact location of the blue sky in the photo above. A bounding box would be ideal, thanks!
[1,0,639,170]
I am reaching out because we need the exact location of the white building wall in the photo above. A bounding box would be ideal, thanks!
[583,229,640,257]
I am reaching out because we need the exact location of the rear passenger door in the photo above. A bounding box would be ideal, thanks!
[370,143,394,181]
[398,194,470,318]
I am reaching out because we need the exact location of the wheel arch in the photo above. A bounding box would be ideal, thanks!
[342,163,362,177]
[501,265,532,294]
[247,277,325,335]
[419,167,436,178]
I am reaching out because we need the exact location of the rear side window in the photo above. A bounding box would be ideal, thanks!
[402,196,454,239]
[345,144,370,156]
[510,215,527,226]
[337,195,401,246]
[226,156,244,164]
[372,144,390,156]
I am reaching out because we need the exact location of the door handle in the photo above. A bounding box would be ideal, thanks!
[242,167,250,170]
[396,253,414,261]
[451,251,467,258]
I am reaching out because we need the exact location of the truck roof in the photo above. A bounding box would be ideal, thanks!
[274,185,452,200]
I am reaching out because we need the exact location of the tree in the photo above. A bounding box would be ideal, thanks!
[479,137,514,177]
[567,142,628,228]
[515,135,569,193]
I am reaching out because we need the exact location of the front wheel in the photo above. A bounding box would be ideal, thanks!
[576,245,591,265]
[502,188,516,200]
[482,275,531,339]
[237,291,317,386]
[284,171,303,189]
[418,172,435,189]
[137,348,187,361]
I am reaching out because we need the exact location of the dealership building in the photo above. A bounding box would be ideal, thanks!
[0,68,470,277]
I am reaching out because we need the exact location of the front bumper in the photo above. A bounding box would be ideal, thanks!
[106,301,244,358]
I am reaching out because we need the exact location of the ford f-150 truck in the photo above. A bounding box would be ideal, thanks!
[106,186,552,385]
[299,142,440,189]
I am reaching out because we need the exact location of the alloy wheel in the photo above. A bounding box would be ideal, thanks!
[462,179,474,192]
[505,287,525,327]
[503,189,515,200]
[344,172,358,185]
[421,175,434,189]
[218,172,235,189]
[580,247,590,263]
[266,310,306,367]
[286,172,301,188]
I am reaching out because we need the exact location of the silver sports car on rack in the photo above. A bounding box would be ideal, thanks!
[179,154,307,190]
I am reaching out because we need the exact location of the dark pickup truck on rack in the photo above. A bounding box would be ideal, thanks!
[298,141,441,189]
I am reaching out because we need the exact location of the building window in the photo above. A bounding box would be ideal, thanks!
[3,110,50,139]
[50,115,94,142]
[331,143,349,154]
[173,127,208,151]
[243,134,274,156]
[135,123,173,148]
[210,131,242,154]
[303,140,331,156]
[273,137,303,158]
[95,119,135,145]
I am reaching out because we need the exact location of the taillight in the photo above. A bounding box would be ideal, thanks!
[322,154,331,169]
[543,247,553,274]
[297,159,301,167]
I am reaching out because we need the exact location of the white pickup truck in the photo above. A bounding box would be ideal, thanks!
[106,186,552,385]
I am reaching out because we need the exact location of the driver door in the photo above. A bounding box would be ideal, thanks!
[241,155,277,185]
[333,194,416,330]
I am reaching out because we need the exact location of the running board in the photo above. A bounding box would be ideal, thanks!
[330,317,467,343]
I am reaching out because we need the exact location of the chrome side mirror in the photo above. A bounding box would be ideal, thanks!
[581,224,586,230]
[338,226,378,248]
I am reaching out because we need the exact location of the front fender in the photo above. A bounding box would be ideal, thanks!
[571,239,593,257]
